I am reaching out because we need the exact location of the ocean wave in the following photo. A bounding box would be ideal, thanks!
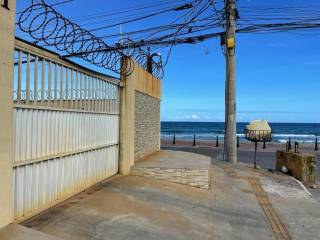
[272,134,317,138]
[162,133,319,138]
[278,139,317,143]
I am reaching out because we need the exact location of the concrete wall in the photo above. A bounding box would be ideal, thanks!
[134,91,160,160]
[119,58,161,174]
[0,0,16,228]
[276,150,317,185]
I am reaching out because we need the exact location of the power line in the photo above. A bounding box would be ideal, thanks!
[16,0,74,14]
[61,17,320,56]
[88,4,194,33]
[16,0,320,79]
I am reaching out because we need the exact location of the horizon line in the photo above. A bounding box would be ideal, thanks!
[160,121,320,124]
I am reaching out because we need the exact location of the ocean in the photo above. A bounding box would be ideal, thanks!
[161,122,320,143]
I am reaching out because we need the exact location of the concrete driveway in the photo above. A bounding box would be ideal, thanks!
[22,168,271,240]
[1,150,319,240]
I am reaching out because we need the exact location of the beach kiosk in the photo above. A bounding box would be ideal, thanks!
[245,120,272,168]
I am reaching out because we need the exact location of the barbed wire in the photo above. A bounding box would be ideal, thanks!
[17,0,165,79]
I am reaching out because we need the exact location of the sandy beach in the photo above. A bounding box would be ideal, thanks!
[161,138,318,154]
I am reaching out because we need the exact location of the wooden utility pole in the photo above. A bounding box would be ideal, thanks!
[225,0,237,163]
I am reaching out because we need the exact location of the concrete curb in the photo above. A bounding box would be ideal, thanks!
[289,176,313,198]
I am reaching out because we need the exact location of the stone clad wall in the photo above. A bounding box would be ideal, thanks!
[120,58,161,174]
[134,91,160,160]
[130,167,209,189]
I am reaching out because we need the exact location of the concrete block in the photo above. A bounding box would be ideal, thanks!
[276,150,317,185]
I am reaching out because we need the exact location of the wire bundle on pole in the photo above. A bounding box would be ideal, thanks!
[17,0,164,78]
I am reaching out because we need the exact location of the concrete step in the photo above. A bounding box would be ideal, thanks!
[130,150,211,189]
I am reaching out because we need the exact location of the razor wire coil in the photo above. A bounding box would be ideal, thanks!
[17,0,164,79]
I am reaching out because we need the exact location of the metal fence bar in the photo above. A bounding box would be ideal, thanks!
[54,63,58,104]
[17,50,22,102]
[65,67,69,108]
[96,78,100,112]
[85,75,88,110]
[41,58,45,104]
[98,79,102,112]
[107,83,111,112]
[26,53,30,103]
[92,77,96,111]
[75,71,79,110]
[80,73,83,110]
[93,77,96,111]
[112,86,116,113]
[89,76,92,111]
[70,69,74,109]
[60,66,63,108]
[33,56,38,103]
[48,61,52,104]
[103,81,107,112]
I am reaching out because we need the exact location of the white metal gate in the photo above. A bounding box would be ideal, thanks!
[12,39,120,221]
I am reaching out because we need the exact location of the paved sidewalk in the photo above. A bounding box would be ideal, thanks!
[163,146,320,202]
[213,160,320,240]
[1,150,319,240]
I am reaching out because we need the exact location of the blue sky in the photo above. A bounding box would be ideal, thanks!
[160,1,320,123]
[16,0,320,123]
[162,30,320,123]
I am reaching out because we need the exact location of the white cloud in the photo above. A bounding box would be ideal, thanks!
[191,114,200,119]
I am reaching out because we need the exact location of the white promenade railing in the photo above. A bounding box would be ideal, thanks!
[12,38,120,221]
